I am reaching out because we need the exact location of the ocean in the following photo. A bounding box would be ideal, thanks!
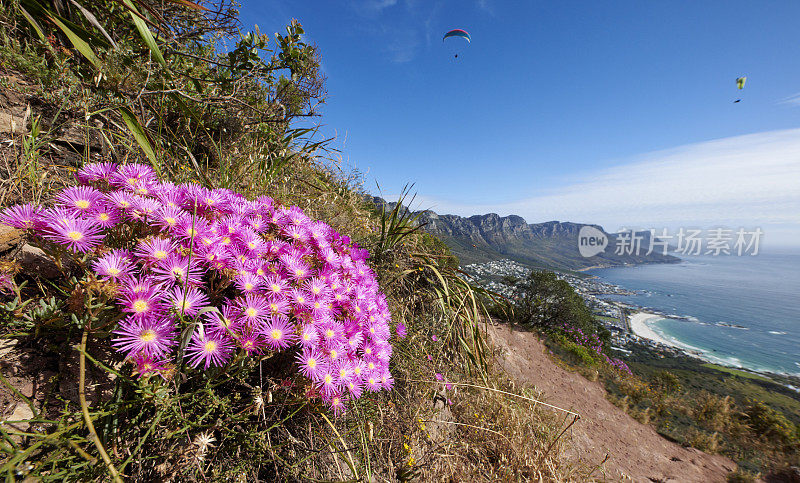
[587,250,800,376]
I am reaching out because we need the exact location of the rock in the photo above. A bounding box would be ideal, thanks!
[0,226,22,252]
[16,244,62,279]
[0,112,27,134]
[3,403,34,432]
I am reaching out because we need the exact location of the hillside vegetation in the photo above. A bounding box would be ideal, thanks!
[0,1,591,481]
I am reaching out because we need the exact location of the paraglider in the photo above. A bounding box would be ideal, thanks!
[735,76,746,103]
[443,29,470,58]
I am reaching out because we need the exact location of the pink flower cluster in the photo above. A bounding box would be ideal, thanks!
[559,322,631,375]
[1,162,397,413]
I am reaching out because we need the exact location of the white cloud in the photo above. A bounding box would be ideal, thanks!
[398,129,800,245]
[779,93,800,106]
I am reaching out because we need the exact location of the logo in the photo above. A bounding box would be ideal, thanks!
[578,225,608,258]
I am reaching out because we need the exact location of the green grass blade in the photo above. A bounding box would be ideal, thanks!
[123,0,167,69]
[119,106,159,167]
[46,13,102,69]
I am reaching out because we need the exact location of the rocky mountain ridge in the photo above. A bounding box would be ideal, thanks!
[371,197,680,270]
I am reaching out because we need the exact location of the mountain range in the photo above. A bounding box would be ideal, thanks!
[372,197,680,271]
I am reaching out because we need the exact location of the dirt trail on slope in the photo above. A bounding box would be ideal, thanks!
[487,323,736,482]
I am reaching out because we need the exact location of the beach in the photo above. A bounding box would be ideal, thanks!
[628,312,673,346]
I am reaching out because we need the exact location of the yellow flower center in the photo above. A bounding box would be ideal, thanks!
[108,267,120,275]
[271,284,280,292]
[324,374,333,384]
[295,269,305,277]
[246,308,257,318]
[99,213,109,221]
[140,329,156,342]
[127,178,138,186]
[165,217,176,226]
[325,329,334,339]
[308,358,317,368]
[75,200,90,209]
[330,349,338,359]
[172,267,185,278]
[244,283,254,291]
[270,303,279,313]
[154,250,167,259]
[133,300,149,313]
[67,231,83,241]
[204,340,217,353]
[270,329,282,340]
[368,362,375,370]
[297,296,305,304]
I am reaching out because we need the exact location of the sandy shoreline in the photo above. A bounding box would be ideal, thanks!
[628,312,674,347]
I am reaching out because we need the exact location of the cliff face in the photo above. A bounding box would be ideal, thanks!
[380,200,679,269]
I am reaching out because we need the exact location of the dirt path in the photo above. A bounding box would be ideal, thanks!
[487,323,736,482]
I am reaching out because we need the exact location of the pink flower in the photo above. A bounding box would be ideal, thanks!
[0,204,42,229]
[55,186,104,214]
[261,316,297,350]
[435,373,444,381]
[92,250,135,280]
[42,215,104,252]
[186,331,233,369]
[113,317,176,358]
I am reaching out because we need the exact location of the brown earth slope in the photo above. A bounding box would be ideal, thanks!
[487,322,736,482]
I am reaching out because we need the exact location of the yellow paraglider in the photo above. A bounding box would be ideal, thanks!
[734,76,746,103]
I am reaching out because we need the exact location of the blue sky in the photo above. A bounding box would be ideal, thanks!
[239,1,800,246]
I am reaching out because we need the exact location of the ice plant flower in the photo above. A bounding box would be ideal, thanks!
[5,161,396,413]
[186,330,233,369]
[0,204,42,229]
[42,215,104,252]
[167,286,209,317]
[56,186,104,213]
[261,316,296,350]
[113,318,176,358]
[92,250,135,280]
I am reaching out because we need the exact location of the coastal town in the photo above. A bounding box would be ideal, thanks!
[461,259,691,356]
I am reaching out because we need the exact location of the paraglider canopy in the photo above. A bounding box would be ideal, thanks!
[736,76,747,89]
[443,29,470,58]
[443,29,470,42]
